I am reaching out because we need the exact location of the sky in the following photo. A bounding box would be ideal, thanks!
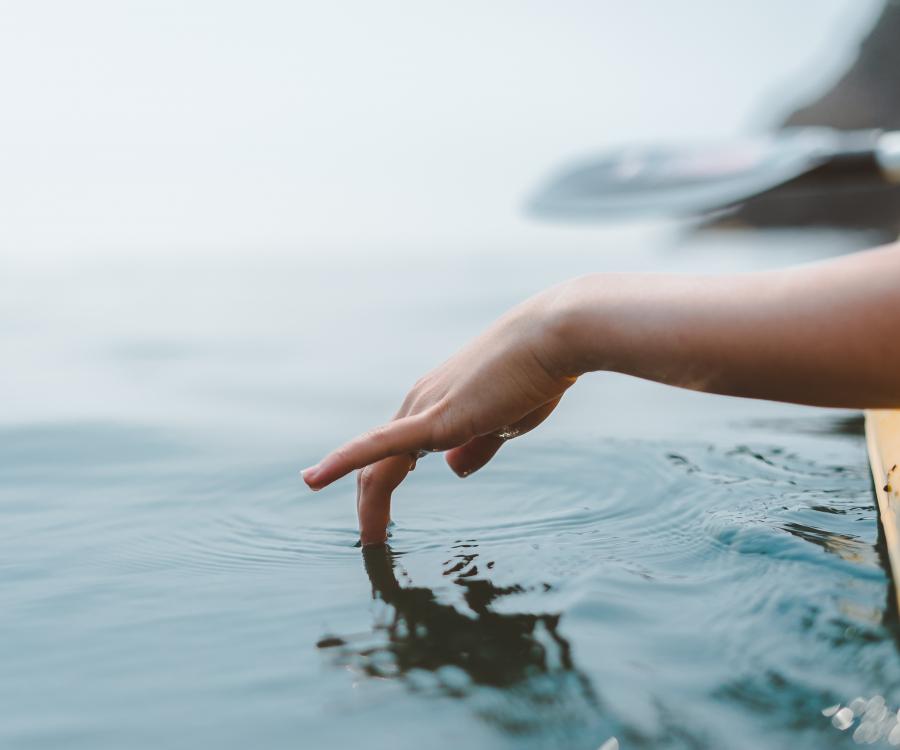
[0,0,883,258]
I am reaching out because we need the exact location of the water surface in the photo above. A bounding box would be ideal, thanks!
[3,406,897,749]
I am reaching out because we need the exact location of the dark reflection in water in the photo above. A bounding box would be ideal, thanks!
[781,522,879,566]
[308,436,900,747]
[739,414,866,439]
[10,416,900,748]
[319,542,602,737]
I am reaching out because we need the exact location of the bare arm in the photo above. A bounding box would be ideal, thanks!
[303,241,900,544]
[562,241,900,408]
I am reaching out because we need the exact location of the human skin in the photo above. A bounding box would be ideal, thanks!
[302,241,900,545]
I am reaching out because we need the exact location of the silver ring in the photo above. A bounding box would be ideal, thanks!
[493,426,521,441]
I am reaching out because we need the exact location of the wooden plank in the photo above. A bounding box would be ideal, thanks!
[866,409,900,610]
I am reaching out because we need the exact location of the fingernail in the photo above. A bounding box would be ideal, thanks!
[300,465,320,488]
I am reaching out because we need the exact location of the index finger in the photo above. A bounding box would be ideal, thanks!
[301,413,431,490]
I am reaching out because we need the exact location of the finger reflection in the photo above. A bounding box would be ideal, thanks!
[318,542,602,736]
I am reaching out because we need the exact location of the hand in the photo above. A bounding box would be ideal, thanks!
[301,284,579,545]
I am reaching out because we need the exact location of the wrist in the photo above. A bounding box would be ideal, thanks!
[542,273,624,377]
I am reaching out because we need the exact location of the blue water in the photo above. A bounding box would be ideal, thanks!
[4,222,898,749]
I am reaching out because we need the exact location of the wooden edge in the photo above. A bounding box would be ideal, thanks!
[865,409,900,611]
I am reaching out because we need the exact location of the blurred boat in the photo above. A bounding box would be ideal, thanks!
[528,128,900,221]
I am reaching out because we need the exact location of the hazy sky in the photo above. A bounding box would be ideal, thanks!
[0,1,882,257]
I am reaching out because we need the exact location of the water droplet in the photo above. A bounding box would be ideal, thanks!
[833,707,855,731]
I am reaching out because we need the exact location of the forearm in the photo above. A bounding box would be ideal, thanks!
[555,242,900,408]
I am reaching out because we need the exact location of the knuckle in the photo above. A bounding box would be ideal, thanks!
[413,373,444,404]
[398,390,417,415]
[358,466,379,492]
[425,399,469,448]
[403,392,429,418]
[413,373,433,392]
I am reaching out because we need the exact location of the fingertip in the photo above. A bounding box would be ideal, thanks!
[445,435,505,478]
[302,459,346,490]
[300,465,323,490]
[359,530,389,546]
[445,452,473,478]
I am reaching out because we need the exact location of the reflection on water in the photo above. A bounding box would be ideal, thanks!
[319,542,601,737]
[5,414,900,749]
[782,522,880,566]
[305,430,900,749]
[821,693,900,744]
[738,414,866,439]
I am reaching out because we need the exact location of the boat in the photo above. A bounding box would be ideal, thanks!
[866,410,900,610]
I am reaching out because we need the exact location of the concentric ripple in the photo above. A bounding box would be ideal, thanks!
[3,420,897,750]
[313,435,896,749]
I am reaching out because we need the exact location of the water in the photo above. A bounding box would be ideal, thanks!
[3,228,900,749]
[2,413,896,749]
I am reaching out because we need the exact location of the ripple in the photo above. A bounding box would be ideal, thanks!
[312,436,889,748]
[85,517,357,576]
[11,428,889,749]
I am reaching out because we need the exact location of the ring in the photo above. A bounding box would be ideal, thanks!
[493,426,521,441]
